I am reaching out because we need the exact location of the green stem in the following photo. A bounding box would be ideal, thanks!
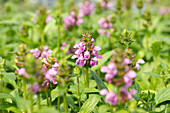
[49,83,52,106]
[77,76,81,110]
[22,79,26,99]
[30,85,33,113]
[45,90,49,106]
[117,87,120,102]
[85,67,89,99]
[85,67,89,88]
[138,9,141,30]
[57,96,60,110]
[0,75,3,93]
[126,9,130,26]
[146,29,150,52]
[41,30,45,45]
[38,93,41,109]
[63,92,68,113]
[82,68,86,85]
[57,26,60,58]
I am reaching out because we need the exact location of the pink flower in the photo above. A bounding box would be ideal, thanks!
[60,42,67,50]
[76,56,86,66]
[101,63,117,82]
[84,51,90,60]
[72,33,102,67]
[100,89,109,95]
[160,7,167,16]
[105,32,111,37]
[42,80,49,87]
[45,68,58,82]
[122,58,131,65]
[90,57,98,67]
[30,48,40,58]
[98,18,106,24]
[17,68,29,78]
[98,15,113,37]
[105,91,118,105]
[52,62,59,68]
[32,83,39,94]
[79,1,95,17]
[45,15,52,23]
[135,59,145,70]
[100,0,112,10]
[130,89,137,94]
[124,70,137,79]
[31,18,37,24]
[63,11,83,30]
[97,29,105,35]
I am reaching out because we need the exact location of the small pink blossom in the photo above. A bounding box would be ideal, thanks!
[30,48,40,58]
[135,59,145,70]
[17,68,29,78]
[100,89,109,95]
[45,15,52,23]
[84,51,90,60]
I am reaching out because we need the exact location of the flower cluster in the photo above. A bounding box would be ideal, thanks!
[63,11,83,30]
[99,0,112,10]
[100,49,145,105]
[97,15,113,37]
[30,46,59,82]
[159,7,170,16]
[79,0,95,17]
[71,33,102,67]
[31,7,52,24]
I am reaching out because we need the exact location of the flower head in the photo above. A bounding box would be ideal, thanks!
[72,33,102,67]
[79,1,95,17]
[63,11,83,30]
[98,15,113,37]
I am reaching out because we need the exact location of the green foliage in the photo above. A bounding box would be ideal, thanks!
[90,70,108,90]
[79,95,101,113]
[155,86,170,105]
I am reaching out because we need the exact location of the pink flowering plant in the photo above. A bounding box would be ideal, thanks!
[97,15,114,38]
[72,33,102,67]
[1,1,170,113]
[63,10,83,30]
[100,49,145,106]
[79,0,95,17]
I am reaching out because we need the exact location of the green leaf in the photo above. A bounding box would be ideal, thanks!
[132,95,145,103]
[67,95,78,112]
[90,70,108,90]
[36,106,59,113]
[51,87,66,101]
[160,62,168,70]
[155,86,170,105]
[82,88,99,94]
[91,51,113,71]
[16,98,30,112]
[3,76,17,88]
[0,93,16,102]
[18,37,40,46]
[2,73,16,80]
[79,95,101,113]
[0,21,20,25]
[151,41,162,57]
[143,72,161,78]
[98,105,110,113]
[0,102,19,113]
[115,109,129,113]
